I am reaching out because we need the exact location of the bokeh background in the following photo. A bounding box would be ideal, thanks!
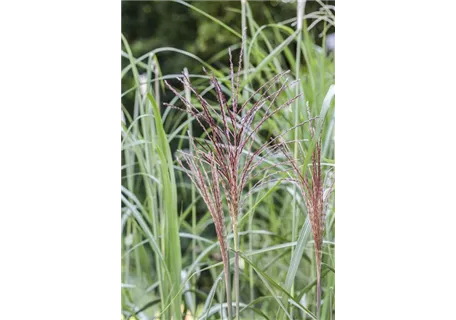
[121,1,334,111]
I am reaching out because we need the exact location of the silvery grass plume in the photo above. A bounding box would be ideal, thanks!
[164,47,303,319]
[281,109,334,320]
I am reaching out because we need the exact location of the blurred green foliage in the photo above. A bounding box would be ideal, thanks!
[121,1,332,108]
[122,1,293,72]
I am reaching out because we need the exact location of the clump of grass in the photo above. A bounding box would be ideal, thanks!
[122,2,335,318]
[165,47,302,319]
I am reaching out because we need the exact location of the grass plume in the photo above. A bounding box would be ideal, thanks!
[282,108,334,319]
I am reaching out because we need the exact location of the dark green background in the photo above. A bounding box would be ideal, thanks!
[121,1,334,108]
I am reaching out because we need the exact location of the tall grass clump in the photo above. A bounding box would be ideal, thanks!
[122,1,335,319]
[121,34,182,320]
[165,47,303,319]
